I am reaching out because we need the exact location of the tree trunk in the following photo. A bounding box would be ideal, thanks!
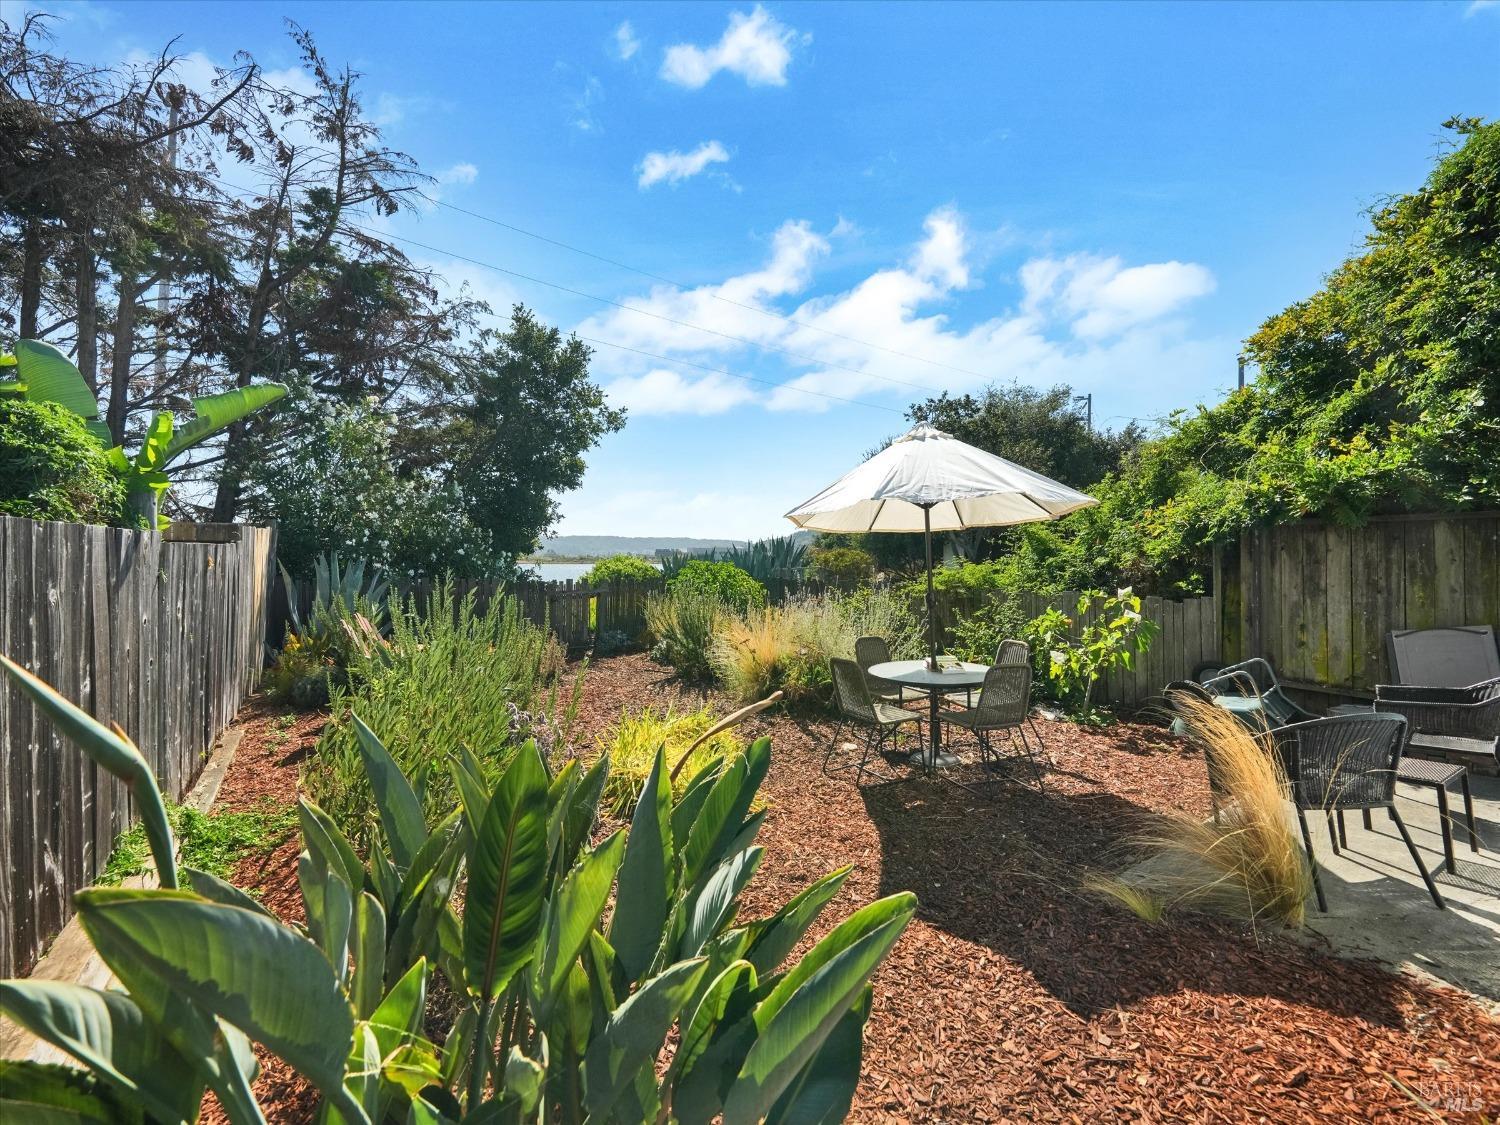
[107,275,138,444]
[19,219,42,339]
[74,231,98,392]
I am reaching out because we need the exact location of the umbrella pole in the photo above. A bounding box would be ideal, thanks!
[924,504,937,669]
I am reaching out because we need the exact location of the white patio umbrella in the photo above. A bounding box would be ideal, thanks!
[785,423,1098,667]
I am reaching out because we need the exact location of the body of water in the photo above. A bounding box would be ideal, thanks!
[524,561,662,582]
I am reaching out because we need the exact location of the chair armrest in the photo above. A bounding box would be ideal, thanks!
[1203,669,1258,697]
[1373,694,1500,740]
[1376,677,1500,705]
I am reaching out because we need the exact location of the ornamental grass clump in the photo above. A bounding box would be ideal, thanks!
[1086,693,1312,927]
[645,587,725,681]
[596,705,743,817]
[305,579,560,845]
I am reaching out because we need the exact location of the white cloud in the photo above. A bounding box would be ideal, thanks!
[1465,0,1496,15]
[437,162,478,186]
[661,5,806,89]
[910,207,970,289]
[570,74,604,132]
[1022,254,1216,338]
[605,368,758,415]
[637,140,731,188]
[575,207,1221,422]
[614,21,641,59]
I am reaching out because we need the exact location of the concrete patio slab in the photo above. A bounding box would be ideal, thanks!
[1290,772,1500,1008]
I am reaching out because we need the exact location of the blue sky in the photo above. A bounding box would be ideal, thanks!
[12,0,1500,538]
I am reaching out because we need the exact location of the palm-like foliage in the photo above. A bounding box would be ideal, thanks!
[0,653,914,1124]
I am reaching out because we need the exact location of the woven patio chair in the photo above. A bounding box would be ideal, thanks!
[939,663,1044,789]
[1204,657,1319,728]
[993,637,1049,747]
[1271,712,1443,912]
[1374,679,1500,765]
[854,635,927,705]
[828,657,923,783]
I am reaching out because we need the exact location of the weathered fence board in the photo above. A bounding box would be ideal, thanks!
[1228,512,1500,701]
[0,516,276,978]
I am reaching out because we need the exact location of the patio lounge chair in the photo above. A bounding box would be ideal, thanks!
[1387,625,1500,689]
[1271,712,1444,912]
[1203,657,1318,728]
[828,657,923,782]
[938,663,1044,789]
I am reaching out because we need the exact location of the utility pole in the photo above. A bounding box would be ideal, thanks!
[1237,354,1246,391]
[1074,392,1092,431]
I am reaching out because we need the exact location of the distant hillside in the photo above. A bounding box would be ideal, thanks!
[532,532,813,559]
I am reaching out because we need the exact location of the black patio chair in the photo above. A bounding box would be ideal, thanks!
[1204,657,1319,729]
[938,663,1044,789]
[1271,712,1443,912]
[854,635,926,706]
[828,657,923,783]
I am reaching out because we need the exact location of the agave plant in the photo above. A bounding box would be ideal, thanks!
[1,339,286,528]
[281,551,391,644]
[0,654,915,1124]
[659,537,808,585]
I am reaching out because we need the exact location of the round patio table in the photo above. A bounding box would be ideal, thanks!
[1212,694,1265,724]
[867,659,989,771]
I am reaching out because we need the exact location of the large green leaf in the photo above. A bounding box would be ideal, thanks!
[0,981,200,1124]
[163,382,287,460]
[530,830,624,1023]
[722,898,915,1125]
[298,799,367,897]
[0,655,176,889]
[0,1060,138,1125]
[13,339,99,421]
[609,747,672,983]
[462,745,550,1000]
[745,867,853,978]
[182,867,275,919]
[76,888,356,1111]
[764,987,872,1125]
[580,958,707,1119]
[681,739,770,890]
[352,893,389,1020]
[351,714,428,871]
[132,412,173,473]
[681,847,763,961]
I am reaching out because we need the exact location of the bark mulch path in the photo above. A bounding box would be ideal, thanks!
[573,654,1500,1123]
[204,658,1499,1123]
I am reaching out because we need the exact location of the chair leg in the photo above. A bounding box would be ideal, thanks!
[1460,773,1479,853]
[1336,809,1347,849]
[1027,716,1047,750]
[1296,808,1328,913]
[1362,808,1373,832]
[1015,725,1045,791]
[1326,812,1341,856]
[1388,806,1445,910]
[1435,784,1457,876]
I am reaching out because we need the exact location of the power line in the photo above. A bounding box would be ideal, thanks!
[429,196,998,384]
[574,335,904,415]
[372,228,943,397]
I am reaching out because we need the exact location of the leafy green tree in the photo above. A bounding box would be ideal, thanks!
[0,398,123,524]
[239,385,501,579]
[908,383,1141,490]
[443,307,625,559]
[808,545,876,585]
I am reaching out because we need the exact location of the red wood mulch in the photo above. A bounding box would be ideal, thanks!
[203,658,1499,1123]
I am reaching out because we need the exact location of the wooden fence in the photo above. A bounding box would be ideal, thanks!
[1223,512,1500,703]
[0,515,276,977]
[274,569,1215,711]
